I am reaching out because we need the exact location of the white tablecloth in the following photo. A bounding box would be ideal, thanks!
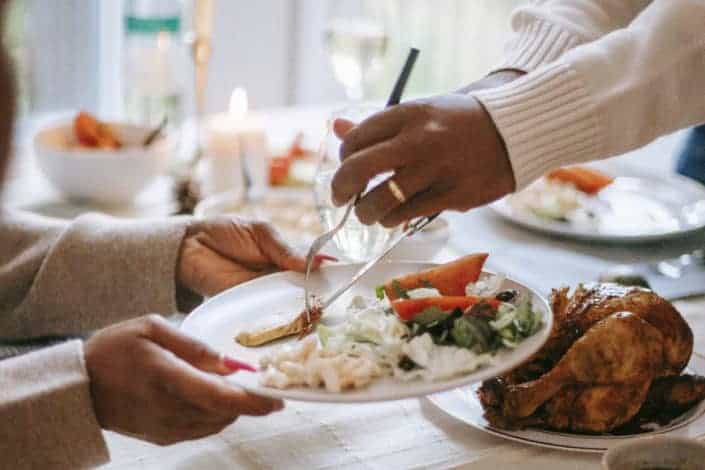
[100,289,705,470]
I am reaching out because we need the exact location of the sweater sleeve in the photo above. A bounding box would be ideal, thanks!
[473,0,705,189]
[0,209,190,339]
[498,0,650,72]
[0,340,108,469]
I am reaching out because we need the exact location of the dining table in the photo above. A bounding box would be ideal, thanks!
[4,108,705,469]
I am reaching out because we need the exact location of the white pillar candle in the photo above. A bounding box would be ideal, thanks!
[205,88,268,195]
[203,90,247,195]
[228,88,268,192]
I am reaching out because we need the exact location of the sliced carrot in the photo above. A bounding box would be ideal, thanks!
[546,166,613,195]
[391,296,500,322]
[73,111,121,150]
[384,253,489,300]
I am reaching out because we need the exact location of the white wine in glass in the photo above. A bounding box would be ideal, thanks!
[324,1,389,101]
[313,105,401,261]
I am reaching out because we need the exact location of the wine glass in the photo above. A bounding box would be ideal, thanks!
[323,0,391,101]
[313,105,401,261]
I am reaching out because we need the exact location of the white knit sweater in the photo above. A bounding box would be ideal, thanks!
[472,0,705,189]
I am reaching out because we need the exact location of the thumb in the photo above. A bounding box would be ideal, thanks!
[145,316,255,375]
[333,118,355,140]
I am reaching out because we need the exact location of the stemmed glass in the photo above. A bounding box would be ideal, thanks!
[323,0,392,101]
[313,105,401,262]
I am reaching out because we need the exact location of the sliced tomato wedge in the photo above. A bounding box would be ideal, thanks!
[391,296,500,322]
[384,253,488,301]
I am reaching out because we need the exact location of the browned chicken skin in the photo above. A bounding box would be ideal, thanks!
[502,312,663,419]
[478,283,703,434]
[505,284,692,385]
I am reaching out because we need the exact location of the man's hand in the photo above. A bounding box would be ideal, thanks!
[178,217,333,297]
[330,94,515,227]
[84,315,281,445]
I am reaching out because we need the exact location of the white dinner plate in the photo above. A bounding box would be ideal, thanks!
[428,353,705,453]
[181,262,552,403]
[491,172,705,243]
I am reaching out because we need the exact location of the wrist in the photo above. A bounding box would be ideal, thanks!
[471,96,516,194]
[175,234,203,311]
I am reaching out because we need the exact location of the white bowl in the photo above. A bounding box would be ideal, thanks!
[602,436,705,469]
[33,121,171,205]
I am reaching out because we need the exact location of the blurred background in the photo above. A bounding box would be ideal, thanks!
[4,0,525,119]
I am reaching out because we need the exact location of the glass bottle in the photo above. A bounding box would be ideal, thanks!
[123,0,188,127]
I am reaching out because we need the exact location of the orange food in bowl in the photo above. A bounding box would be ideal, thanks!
[74,111,122,150]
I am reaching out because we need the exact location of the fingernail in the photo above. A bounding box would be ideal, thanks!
[314,254,338,263]
[223,356,257,373]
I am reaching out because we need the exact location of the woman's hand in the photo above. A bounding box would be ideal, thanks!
[330,70,524,227]
[178,217,333,297]
[84,315,281,445]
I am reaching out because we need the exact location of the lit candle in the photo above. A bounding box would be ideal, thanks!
[203,91,244,195]
[206,88,268,192]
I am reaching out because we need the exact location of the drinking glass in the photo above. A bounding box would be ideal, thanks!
[313,105,401,261]
[323,0,391,101]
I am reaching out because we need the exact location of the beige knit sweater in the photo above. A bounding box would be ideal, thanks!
[472,0,705,189]
[0,209,189,469]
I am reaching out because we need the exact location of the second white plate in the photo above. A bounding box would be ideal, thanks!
[491,172,705,243]
[428,353,705,453]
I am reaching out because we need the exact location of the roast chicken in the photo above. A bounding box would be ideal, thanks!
[478,283,705,433]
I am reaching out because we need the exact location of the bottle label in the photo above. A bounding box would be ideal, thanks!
[125,16,180,34]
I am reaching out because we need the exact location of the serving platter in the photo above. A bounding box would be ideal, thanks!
[181,262,552,403]
[491,171,705,243]
[428,353,705,453]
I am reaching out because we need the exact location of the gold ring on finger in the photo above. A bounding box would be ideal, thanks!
[387,179,406,204]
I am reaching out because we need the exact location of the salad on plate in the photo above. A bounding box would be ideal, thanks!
[507,165,614,223]
[250,254,545,393]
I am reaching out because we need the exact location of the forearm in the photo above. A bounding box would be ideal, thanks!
[498,0,649,72]
[472,0,705,189]
[0,341,109,469]
[0,209,191,339]
[457,2,649,96]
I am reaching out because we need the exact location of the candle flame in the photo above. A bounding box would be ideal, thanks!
[228,87,248,120]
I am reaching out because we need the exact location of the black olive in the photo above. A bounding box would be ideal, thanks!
[495,290,518,302]
[398,355,417,371]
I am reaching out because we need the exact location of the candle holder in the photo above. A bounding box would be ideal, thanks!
[174,0,213,214]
